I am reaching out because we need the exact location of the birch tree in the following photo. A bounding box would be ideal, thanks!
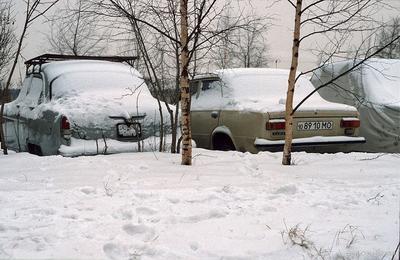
[91,0,264,165]
[282,0,398,165]
[179,0,191,164]
[282,0,302,166]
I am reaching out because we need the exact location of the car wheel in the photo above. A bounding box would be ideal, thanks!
[27,143,43,156]
[212,133,236,151]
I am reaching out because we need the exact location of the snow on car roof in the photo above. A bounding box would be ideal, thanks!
[192,68,356,113]
[42,60,142,83]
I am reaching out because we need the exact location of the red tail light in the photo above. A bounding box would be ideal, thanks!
[61,116,70,130]
[266,120,286,130]
[340,118,360,128]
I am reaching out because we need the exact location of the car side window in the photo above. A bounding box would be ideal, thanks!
[190,79,222,100]
[191,78,223,111]
[20,75,44,107]
[190,81,201,98]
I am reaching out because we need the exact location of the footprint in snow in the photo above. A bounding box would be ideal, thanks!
[238,158,263,177]
[30,208,57,216]
[189,241,199,251]
[62,214,79,220]
[262,205,278,212]
[136,206,158,216]
[181,209,228,223]
[103,243,128,260]
[79,186,97,195]
[166,197,180,204]
[274,184,298,195]
[122,224,156,242]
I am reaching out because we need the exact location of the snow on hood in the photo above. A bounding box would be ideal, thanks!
[192,68,356,113]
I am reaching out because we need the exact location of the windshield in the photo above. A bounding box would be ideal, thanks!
[220,73,318,105]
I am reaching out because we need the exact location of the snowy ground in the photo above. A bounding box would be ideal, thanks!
[0,149,399,259]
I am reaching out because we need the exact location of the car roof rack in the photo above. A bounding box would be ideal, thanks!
[25,54,138,75]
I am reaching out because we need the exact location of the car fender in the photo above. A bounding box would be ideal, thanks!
[211,125,236,147]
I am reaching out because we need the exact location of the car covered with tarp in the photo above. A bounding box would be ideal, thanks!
[311,58,400,153]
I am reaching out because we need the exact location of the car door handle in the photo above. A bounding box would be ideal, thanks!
[211,111,219,119]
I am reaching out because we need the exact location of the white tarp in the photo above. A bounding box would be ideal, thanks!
[311,58,400,153]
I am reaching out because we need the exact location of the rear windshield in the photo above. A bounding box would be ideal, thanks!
[223,74,313,100]
[52,71,147,98]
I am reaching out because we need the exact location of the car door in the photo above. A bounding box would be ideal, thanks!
[191,78,223,149]
[14,74,45,152]
[3,76,31,152]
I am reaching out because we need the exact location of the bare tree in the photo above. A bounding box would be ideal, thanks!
[281,0,399,165]
[0,0,15,152]
[375,17,400,59]
[46,0,108,56]
[90,0,266,165]
[0,0,14,82]
[0,0,60,155]
[214,12,270,68]
[95,0,180,153]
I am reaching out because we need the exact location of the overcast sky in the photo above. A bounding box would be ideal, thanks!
[11,0,400,82]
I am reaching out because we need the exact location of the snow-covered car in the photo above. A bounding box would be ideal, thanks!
[190,68,366,153]
[311,58,400,153]
[3,55,170,156]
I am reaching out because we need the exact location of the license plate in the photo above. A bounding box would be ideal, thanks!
[297,121,333,131]
[117,123,141,137]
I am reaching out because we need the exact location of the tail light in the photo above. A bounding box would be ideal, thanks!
[340,118,360,128]
[61,115,71,140]
[266,119,286,130]
[61,116,70,130]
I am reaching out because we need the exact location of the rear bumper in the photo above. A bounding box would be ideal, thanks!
[254,136,366,152]
[58,137,141,157]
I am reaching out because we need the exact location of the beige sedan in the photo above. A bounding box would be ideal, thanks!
[190,68,365,153]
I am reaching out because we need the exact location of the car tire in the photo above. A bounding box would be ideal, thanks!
[212,133,236,151]
[27,143,43,156]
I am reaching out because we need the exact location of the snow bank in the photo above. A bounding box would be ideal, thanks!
[0,149,398,259]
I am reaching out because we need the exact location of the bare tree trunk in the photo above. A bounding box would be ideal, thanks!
[180,0,191,165]
[282,0,302,166]
[171,23,181,154]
